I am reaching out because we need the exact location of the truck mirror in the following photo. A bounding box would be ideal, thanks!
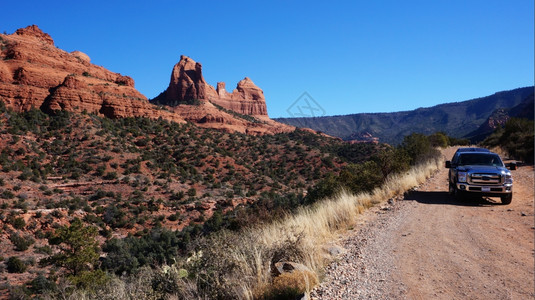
[445,161,451,168]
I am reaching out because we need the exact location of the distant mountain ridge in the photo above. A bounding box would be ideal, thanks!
[276,87,534,144]
[466,93,534,143]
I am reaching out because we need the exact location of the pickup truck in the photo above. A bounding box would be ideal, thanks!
[445,148,515,204]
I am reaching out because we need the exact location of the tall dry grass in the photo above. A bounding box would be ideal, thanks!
[192,155,444,299]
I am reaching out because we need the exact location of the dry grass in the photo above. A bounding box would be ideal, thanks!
[210,155,443,299]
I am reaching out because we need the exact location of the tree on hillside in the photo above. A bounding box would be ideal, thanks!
[428,132,449,148]
[42,218,100,276]
[401,133,438,165]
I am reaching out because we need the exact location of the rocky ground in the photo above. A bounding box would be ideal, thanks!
[312,148,534,299]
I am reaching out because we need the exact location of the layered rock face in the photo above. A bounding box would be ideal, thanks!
[153,55,268,116]
[157,55,217,105]
[0,25,295,135]
[0,25,184,123]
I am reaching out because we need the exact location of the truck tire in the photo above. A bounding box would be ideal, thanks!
[454,187,465,201]
[448,182,455,195]
[501,194,512,205]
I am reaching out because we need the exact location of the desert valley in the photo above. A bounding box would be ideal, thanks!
[0,25,533,299]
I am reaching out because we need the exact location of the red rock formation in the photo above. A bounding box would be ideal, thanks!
[211,77,268,115]
[153,56,268,116]
[165,55,217,104]
[15,25,54,46]
[0,25,185,124]
[0,25,297,135]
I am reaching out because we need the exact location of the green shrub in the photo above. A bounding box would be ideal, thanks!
[10,216,26,229]
[29,274,57,294]
[7,256,27,273]
[401,133,439,165]
[9,232,35,251]
[8,285,31,300]
[339,161,384,194]
[305,173,339,203]
[187,187,196,197]
[103,171,118,180]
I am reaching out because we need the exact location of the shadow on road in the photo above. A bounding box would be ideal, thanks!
[403,191,501,206]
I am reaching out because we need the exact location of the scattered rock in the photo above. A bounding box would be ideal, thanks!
[325,244,346,258]
[273,261,313,277]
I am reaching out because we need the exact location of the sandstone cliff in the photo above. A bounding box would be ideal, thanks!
[0,25,185,123]
[152,55,268,116]
[0,25,294,135]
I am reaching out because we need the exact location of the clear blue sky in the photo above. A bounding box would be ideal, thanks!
[2,1,533,118]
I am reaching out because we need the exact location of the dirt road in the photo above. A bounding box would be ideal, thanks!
[312,148,534,299]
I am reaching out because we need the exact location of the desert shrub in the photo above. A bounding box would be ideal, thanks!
[1,189,14,199]
[9,216,26,229]
[34,245,53,255]
[9,232,35,251]
[8,285,31,300]
[102,204,126,228]
[68,269,109,290]
[95,165,106,176]
[103,171,117,180]
[29,274,57,294]
[101,228,187,275]
[448,136,470,146]
[187,187,196,197]
[339,161,384,194]
[401,133,440,165]
[305,173,340,203]
[371,147,410,180]
[7,256,27,273]
[428,132,449,148]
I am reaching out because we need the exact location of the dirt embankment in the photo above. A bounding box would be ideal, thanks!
[313,148,534,299]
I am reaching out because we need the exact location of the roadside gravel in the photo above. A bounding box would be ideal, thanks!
[311,196,410,299]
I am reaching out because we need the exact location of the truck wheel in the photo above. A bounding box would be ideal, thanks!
[448,183,455,195]
[454,187,465,201]
[501,194,512,205]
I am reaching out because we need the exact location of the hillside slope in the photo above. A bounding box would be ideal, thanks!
[466,92,534,142]
[276,87,533,144]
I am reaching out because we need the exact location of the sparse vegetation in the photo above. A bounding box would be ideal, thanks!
[0,101,384,298]
[0,99,456,299]
[482,117,534,164]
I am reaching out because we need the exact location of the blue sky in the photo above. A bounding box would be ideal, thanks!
[2,1,533,118]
